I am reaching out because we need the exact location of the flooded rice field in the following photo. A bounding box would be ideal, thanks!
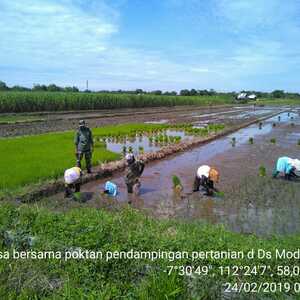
[0,105,282,137]
[43,107,300,236]
[105,129,192,155]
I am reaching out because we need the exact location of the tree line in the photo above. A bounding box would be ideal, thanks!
[0,80,299,98]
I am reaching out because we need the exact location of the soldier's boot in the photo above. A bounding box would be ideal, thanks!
[85,152,92,173]
[76,152,82,168]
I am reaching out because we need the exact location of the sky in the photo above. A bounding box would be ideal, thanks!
[1,0,300,92]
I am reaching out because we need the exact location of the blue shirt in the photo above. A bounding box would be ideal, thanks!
[276,157,293,174]
[104,181,118,196]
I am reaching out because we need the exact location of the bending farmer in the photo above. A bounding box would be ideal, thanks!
[272,156,300,180]
[64,166,82,198]
[193,165,219,196]
[125,153,145,194]
[75,120,94,173]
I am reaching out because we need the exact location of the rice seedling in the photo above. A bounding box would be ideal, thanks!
[122,146,127,155]
[259,165,266,177]
[172,175,183,193]
[270,138,276,144]
[138,146,144,154]
[231,137,236,147]
[248,137,254,144]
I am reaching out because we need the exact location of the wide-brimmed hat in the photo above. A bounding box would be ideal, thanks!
[291,159,300,171]
[209,167,220,182]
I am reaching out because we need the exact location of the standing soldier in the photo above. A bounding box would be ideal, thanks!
[75,120,94,173]
[125,153,145,194]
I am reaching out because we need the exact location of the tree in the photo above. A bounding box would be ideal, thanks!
[151,90,162,95]
[47,84,61,92]
[180,89,190,96]
[33,84,47,91]
[64,86,79,92]
[0,81,9,91]
[135,89,144,94]
[190,89,197,96]
[11,85,29,91]
[271,90,285,98]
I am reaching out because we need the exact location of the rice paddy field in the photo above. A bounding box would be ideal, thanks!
[1,102,300,299]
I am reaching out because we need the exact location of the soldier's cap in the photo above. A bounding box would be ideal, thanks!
[79,120,86,126]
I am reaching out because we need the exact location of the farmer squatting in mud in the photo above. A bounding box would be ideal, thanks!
[272,156,300,180]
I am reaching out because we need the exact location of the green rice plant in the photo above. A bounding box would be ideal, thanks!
[138,146,144,154]
[128,146,133,153]
[122,146,127,155]
[231,137,236,147]
[270,138,276,144]
[259,165,266,177]
[298,139,300,146]
[172,175,182,190]
[174,136,181,143]
[248,137,254,144]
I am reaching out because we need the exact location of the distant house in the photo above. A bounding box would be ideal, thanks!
[236,92,247,100]
[236,93,257,102]
[247,94,257,100]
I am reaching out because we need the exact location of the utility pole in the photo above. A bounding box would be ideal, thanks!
[86,80,89,91]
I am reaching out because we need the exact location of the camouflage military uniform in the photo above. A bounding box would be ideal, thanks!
[125,160,145,193]
[74,126,93,172]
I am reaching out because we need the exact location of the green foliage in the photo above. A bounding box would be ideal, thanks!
[0,203,300,299]
[0,124,171,192]
[172,175,182,188]
[259,165,266,177]
[248,137,254,144]
[0,92,233,113]
[270,138,276,144]
[138,146,144,154]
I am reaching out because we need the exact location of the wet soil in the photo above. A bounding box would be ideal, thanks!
[40,109,300,236]
[0,105,281,137]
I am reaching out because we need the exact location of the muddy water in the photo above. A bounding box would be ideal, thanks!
[76,110,300,236]
[106,130,192,155]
